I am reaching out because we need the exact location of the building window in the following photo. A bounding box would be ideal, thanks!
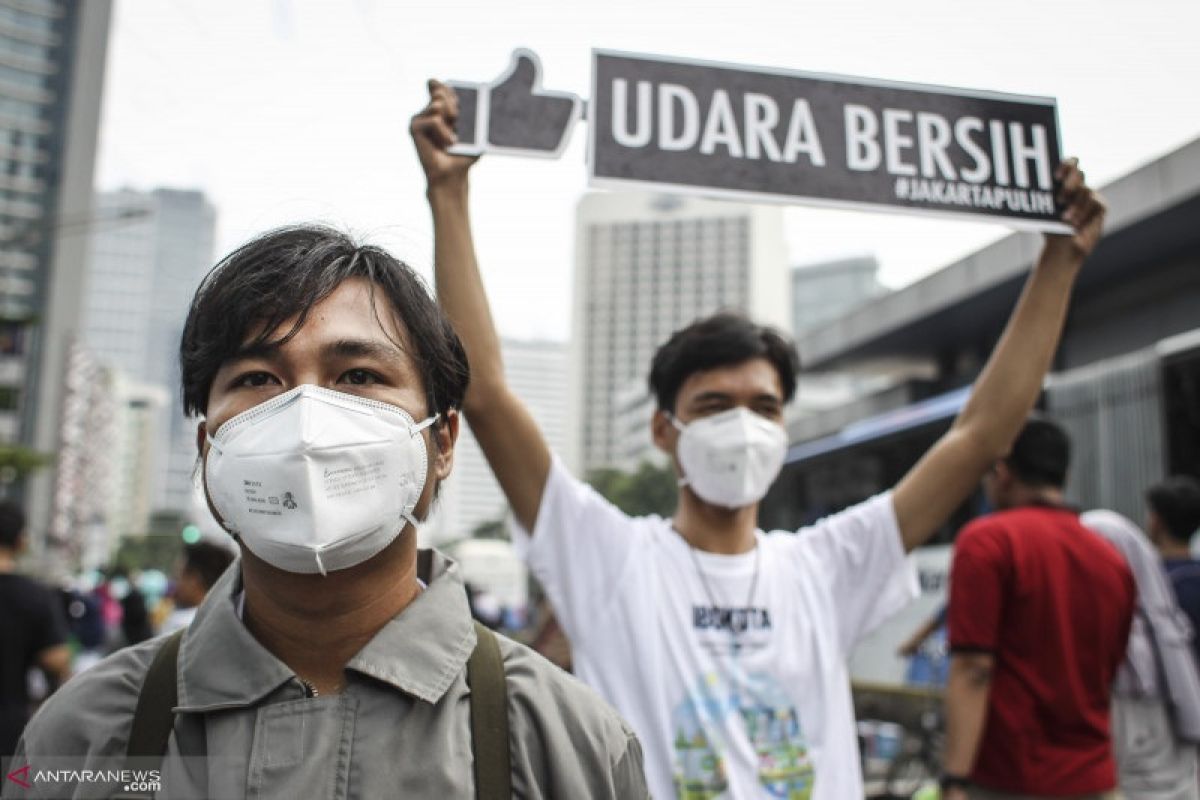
[0,321,26,355]
[0,385,18,410]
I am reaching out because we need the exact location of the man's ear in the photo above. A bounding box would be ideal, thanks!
[651,408,677,454]
[195,420,207,456]
[432,408,460,481]
[1145,509,1164,541]
[993,460,1016,492]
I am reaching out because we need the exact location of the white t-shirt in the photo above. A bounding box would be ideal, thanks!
[513,458,918,800]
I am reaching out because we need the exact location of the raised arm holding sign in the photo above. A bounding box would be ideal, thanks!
[412,73,1103,799]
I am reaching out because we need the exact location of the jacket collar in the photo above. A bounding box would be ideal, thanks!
[345,549,477,704]
[176,548,476,712]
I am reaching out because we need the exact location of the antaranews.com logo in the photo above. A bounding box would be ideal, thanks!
[6,763,161,793]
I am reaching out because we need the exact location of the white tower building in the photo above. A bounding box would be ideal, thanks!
[80,187,216,514]
[422,338,569,547]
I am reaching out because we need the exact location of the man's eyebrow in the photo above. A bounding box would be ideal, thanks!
[688,391,782,406]
[227,341,282,364]
[321,338,406,361]
[689,391,734,405]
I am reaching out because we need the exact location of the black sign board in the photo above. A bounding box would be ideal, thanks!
[588,50,1067,231]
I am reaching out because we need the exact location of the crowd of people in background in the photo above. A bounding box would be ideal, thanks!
[1,503,233,760]
[894,443,1200,800]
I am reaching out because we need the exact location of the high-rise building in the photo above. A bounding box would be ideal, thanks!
[572,192,788,473]
[791,254,886,334]
[105,375,168,549]
[611,378,663,472]
[0,0,112,552]
[45,341,112,574]
[47,342,166,573]
[80,188,217,513]
[422,338,569,547]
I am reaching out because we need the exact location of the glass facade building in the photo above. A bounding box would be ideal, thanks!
[0,0,110,450]
[0,0,111,561]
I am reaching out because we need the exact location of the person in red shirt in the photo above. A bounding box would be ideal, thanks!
[942,417,1135,800]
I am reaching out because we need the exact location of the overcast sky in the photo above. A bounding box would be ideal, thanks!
[95,0,1200,341]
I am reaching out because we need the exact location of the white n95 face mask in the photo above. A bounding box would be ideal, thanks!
[204,384,438,576]
[672,407,788,509]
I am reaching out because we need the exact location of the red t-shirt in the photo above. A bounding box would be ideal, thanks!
[948,506,1134,795]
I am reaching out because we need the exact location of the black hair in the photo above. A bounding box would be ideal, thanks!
[1147,475,1200,544]
[648,312,800,412]
[180,224,469,421]
[1004,416,1070,488]
[182,541,236,591]
[0,501,24,549]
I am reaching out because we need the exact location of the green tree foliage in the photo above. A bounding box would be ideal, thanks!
[0,445,51,500]
[586,460,677,517]
[462,460,678,546]
[111,510,192,574]
[471,517,508,540]
[0,444,51,478]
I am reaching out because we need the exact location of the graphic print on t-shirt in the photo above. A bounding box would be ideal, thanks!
[672,662,815,799]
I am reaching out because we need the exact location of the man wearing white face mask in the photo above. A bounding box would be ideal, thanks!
[6,226,649,799]
[414,81,1108,800]
[203,384,441,577]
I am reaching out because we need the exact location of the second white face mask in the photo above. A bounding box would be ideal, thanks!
[673,407,788,509]
[204,384,438,576]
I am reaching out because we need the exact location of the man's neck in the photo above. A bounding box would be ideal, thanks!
[240,535,421,695]
[1160,541,1194,561]
[673,489,758,555]
[1005,485,1068,510]
[0,549,16,573]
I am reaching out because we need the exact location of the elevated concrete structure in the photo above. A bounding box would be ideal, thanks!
[798,137,1200,378]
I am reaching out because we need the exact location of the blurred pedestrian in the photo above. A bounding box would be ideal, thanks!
[1146,476,1200,663]
[0,502,70,757]
[529,599,572,673]
[161,541,235,633]
[1084,509,1200,800]
[117,576,154,648]
[941,418,1135,799]
[11,209,648,796]
[414,79,1106,800]
[58,583,105,672]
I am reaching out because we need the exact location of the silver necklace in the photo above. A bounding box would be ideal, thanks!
[679,527,762,652]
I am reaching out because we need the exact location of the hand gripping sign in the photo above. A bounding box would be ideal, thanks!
[448,49,1067,231]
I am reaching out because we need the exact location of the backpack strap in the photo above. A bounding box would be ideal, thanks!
[467,621,512,800]
[110,624,511,800]
[112,629,184,799]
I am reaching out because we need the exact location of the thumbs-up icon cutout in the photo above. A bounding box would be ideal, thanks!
[449,49,583,159]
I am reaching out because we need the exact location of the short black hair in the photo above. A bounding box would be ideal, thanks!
[649,312,800,413]
[180,225,469,420]
[1004,416,1070,488]
[182,541,236,591]
[1147,475,1200,544]
[0,501,24,549]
